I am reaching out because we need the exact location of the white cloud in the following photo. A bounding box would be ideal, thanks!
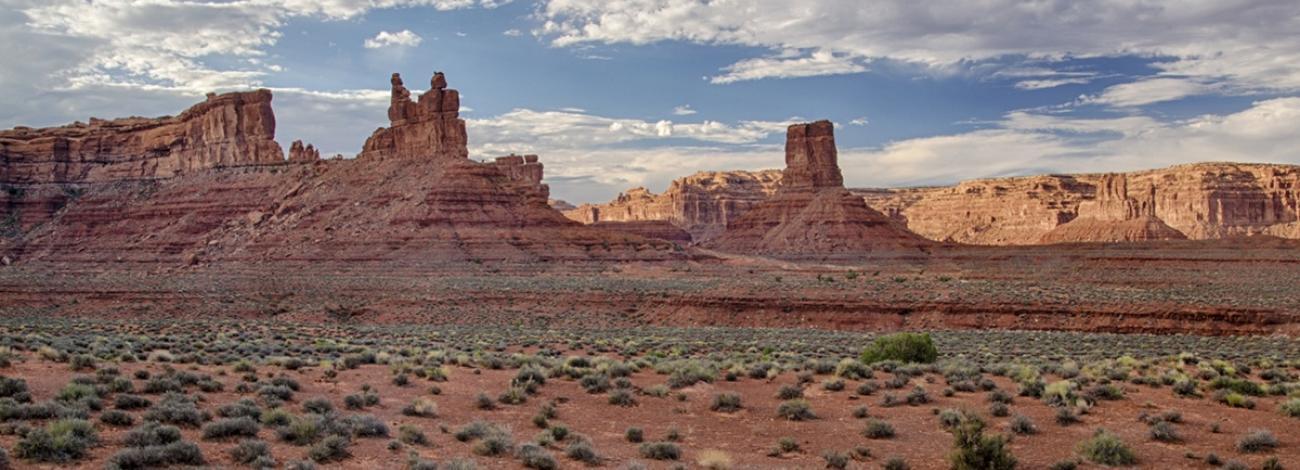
[849,117,869,126]
[503,28,522,37]
[711,49,868,84]
[672,105,696,116]
[364,30,423,49]
[11,0,503,94]
[1014,78,1093,90]
[466,108,797,154]
[538,0,1300,96]
[1084,78,1213,107]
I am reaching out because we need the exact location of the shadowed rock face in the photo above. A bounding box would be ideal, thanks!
[0,72,683,264]
[706,120,931,257]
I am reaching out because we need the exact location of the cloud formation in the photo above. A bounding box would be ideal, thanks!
[364,30,423,49]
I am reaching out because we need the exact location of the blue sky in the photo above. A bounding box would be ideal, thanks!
[3,0,1299,203]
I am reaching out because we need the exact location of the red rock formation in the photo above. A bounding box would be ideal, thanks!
[859,163,1300,244]
[3,72,680,265]
[564,170,782,242]
[0,90,284,231]
[358,72,466,161]
[287,140,320,162]
[706,121,930,256]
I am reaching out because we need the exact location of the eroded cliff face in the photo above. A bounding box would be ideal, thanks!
[0,90,286,232]
[706,120,930,256]
[859,163,1300,244]
[2,72,682,264]
[564,170,782,242]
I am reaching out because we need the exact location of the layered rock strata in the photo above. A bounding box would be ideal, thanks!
[706,121,930,256]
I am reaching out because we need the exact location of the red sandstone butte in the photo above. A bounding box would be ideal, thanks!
[705,120,930,256]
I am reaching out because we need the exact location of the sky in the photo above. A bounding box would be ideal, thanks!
[2,1,1299,204]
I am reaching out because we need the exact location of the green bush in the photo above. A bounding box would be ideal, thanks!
[1279,398,1300,418]
[13,418,98,462]
[517,443,558,469]
[1077,429,1136,466]
[124,422,182,447]
[948,413,1016,470]
[308,435,350,463]
[860,333,938,364]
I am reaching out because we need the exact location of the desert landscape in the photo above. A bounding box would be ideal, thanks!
[2,1,1300,468]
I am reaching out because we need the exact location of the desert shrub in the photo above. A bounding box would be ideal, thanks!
[907,386,931,405]
[230,439,272,465]
[472,431,514,456]
[710,393,742,412]
[124,422,182,447]
[113,394,150,412]
[1279,398,1300,418]
[1210,377,1265,396]
[101,409,135,427]
[835,358,873,380]
[1237,429,1278,453]
[883,457,910,470]
[141,377,182,394]
[821,450,849,469]
[938,408,963,429]
[308,435,350,463]
[499,387,528,405]
[856,381,879,396]
[1172,379,1199,397]
[608,389,637,407]
[625,427,644,443]
[402,398,438,417]
[565,438,600,464]
[260,407,292,427]
[776,384,803,400]
[345,414,388,438]
[1262,457,1284,470]
[638,442,680,460]
[399,425,428,445]
[143,393,205,427]
[105,441,204,470]
[776,399,815,421]
[12,419,97,462]
[1077,429,1136,466]
[0,377,28,401]
[1148,421,1180,443]
[548,424,570,442]
[1009,415,1036,435]
[1086,384,1125,401]
[518,443,558,469]
[1217,391,1256,409]
[863,419,895,439]
[302,398,333,415]
[989,402,1009,417]
[1055,406,1080,426]
[823,379,846,391]
[219,398,262,420]
[860,333,938,364]
[202,417,260,440]
[475,392,496,410]
[277,414,325,446]
[948,412,1016,470]
[852,405,870,418]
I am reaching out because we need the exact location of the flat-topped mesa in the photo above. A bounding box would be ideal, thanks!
[1038,172,1187,243]
[358,72,467,161]
[0,89,283,185]
[287,140,321,162]
[782,120,843,191]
